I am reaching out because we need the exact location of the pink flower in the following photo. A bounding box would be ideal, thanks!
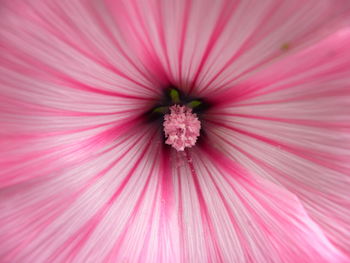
[1,0,350,262]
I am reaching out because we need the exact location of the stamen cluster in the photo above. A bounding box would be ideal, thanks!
[163,105,201,151]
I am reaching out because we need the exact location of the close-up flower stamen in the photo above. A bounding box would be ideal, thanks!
[163,104,201,151]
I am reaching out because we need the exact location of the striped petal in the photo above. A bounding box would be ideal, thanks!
[0,0,159,186]
[170,148,348,262]
[109,0,350,95]
[208,29,350,256]
[0,126,179,262]
[2,134,347,262]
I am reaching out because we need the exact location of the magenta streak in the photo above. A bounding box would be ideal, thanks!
[0,48,149,101]
[208,120,350,174]
[157,147,175,261]
[201,144,277,236]
[199,151,255,262]
[1,113,142,142]
[0,95,145,118]
[188,0,240,94]
[184,149,224,262]
[44,129,158,262]
[152,0,173,83]
[200,1,284,94]
[3,131,142,262]
[85,1,158,85]
[215,132,340,201]
[135,154,167,263]
[2,127,147,261]
[175,152,185,262]
[0,117,141,167]
[211,87,350,108]
[128,0,170,83]
[54,74,150,101]
[237,70,350,103]
[208,114,350,164]
[178,0,192,82]
[209,51,350,105]
[34,1,156,93]
[2,126,148,224]
[159,148,173,219]
[209,112,350,130]
[1,39,153,100]
[104,143,160,262]
[206,152,314,258]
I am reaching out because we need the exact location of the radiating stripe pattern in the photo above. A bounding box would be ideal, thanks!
[1,0,350,262]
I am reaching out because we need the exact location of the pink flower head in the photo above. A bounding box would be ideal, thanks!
[1,0,350,262]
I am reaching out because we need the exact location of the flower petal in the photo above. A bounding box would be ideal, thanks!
[3,131,347,262]
[170,148,348,262]
[1,0,161,96]
[0,126,180,262]
[208,29,350,256]
[0,1,159,186]
[109,0,350,94]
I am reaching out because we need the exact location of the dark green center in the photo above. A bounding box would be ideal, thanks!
[144,85,211,124]
[152,89,202,114]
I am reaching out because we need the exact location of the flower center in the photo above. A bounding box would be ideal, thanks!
[163,105,201,151]
[147,87,209,150]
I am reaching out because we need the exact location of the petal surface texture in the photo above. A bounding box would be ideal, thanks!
[208,29,350,258]
[1,0,350,262]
